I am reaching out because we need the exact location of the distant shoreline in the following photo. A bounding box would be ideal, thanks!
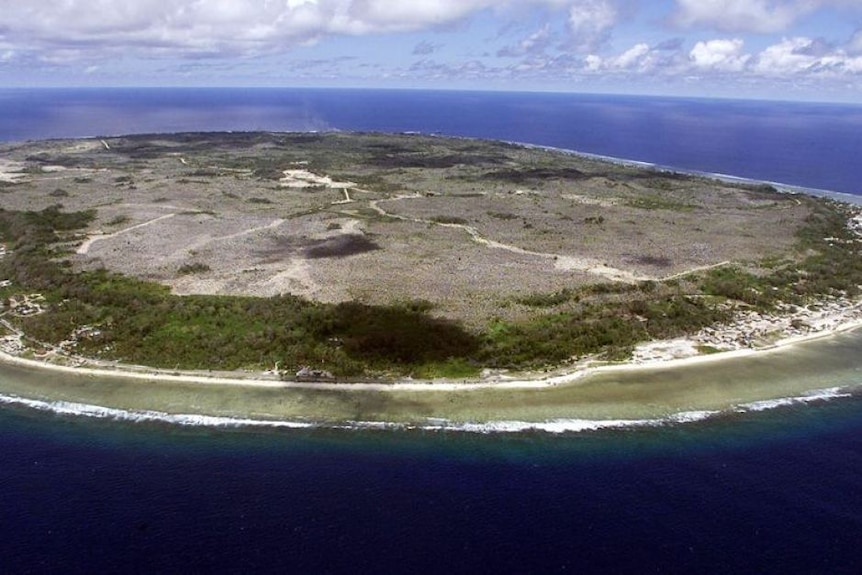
[509,138,862,207]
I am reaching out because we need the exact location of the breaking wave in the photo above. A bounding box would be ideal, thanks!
[735,387,853,413]
[0,394,318,429]
[0,386,857,435]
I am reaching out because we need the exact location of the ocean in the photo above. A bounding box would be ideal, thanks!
[3,88,862,197]
[2,88,862,573]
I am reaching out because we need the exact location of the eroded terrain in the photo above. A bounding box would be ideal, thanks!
[0,132,808,326]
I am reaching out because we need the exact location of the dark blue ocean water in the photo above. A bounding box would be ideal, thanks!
[2,88,862,196]
[3,88,862,573]
[2,398,862,574]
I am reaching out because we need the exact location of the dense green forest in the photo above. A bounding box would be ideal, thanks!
[1,198,860,379]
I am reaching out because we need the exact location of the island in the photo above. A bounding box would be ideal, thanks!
[1,132,860,427]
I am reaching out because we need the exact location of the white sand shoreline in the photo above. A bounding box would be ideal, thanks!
[2,313,861,394]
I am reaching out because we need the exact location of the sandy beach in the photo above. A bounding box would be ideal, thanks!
[2,298,861,393]
[1,319,861,429]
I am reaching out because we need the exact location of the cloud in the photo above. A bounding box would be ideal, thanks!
[343,0,498,33]
[566,0,618,51]
[570,33,862,81]
[391,31,862,96]
[497,26,553,57]
[754,37,821,74]
[610,43,650,69]
[689,38,750,71]
[497,0,624,57]
[0,1,472,59]
[7,0,862,93]
[0,0,623,61]
[578,42,672,74]
[673,0,862,34]
[752,36,862,75]
[673,0,811,33]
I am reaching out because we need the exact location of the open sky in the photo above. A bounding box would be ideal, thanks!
[2,1,862,102]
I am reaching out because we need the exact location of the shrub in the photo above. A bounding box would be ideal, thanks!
[177,263,211,275]
[430,215,469,225]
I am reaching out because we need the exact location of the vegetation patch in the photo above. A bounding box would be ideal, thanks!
[430,215,469,225]
[177,262,211,275]
[479,167,586,183]
[626,195,696,211]
[107,215,131,226]
[369,153,464,169]
[515,288,578,308]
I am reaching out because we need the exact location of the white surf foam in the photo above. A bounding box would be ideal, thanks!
[0,393,317,429]
[0,385,857,434]
[736,387,853,413]
[418,410,722,435]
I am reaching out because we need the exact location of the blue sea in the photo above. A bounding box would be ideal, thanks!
[2,88,862,573]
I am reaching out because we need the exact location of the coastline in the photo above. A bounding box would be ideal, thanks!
[2,305,861,393]
[1,303,862,429]
[504,138,862,207]
[1,128,861,426]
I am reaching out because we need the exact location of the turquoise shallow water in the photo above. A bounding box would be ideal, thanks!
[3,326,862,429]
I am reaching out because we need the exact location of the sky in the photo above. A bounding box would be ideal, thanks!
[2,0,862,101]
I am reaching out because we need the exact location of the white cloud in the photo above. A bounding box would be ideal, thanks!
[673,0,812,33]
[818,52,862,73]
[342,1,497,33]
[583,54,603,71]
[0,1,466,58]
[751,36,862,76]
[575,34,862,81]
[496,0,620,57]
[6,0,862,93]
[689,38,750,71]
[674,1,862,34]
[566,0,618,51]
[497,26,553,57]
[611,42,650,69]
[753,37,820,74]
[0,0,624,60]
[579,42,663,74]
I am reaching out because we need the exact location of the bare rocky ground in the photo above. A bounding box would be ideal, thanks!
[0,132,810,326]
